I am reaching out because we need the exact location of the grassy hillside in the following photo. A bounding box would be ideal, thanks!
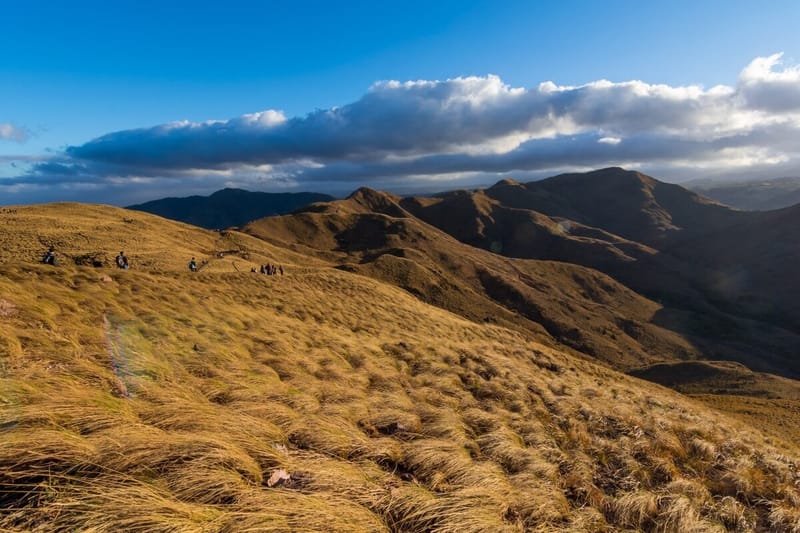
[1,204,800,531]
[630,361,800,448]
[0,202,319,273]
[244,189,699,370]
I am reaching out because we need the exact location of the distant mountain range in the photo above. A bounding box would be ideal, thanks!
[127,188,335,229]
[686,176,800,210]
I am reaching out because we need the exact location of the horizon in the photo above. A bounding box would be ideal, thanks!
[3,1,800,205]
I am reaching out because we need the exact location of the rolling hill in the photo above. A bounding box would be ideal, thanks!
[242,187,699,370]
[2,202,800,531]
[127,188,334,230]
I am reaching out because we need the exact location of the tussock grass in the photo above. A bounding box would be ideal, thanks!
[6,479,226,532]
[769,502,800,532]
[1,204,799,531]
[613,490,659,529]
[658,493,724,532]
[505,472,570,527]
[713,495,753,531]
[475,426,533,475]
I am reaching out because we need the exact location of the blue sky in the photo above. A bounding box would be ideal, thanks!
[2,0,800,204]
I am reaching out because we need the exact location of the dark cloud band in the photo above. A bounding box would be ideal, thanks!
[4,53,800,204]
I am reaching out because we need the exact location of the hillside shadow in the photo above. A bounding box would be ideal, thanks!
[650,304,800,379]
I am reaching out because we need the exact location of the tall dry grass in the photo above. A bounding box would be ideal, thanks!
[1,204,799,531]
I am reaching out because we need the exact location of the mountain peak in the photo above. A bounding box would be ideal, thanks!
[211,187,248,195]
[346,187,406,216]
[546,167,654,186]
[347,186,385,200]
[489,178,522,189]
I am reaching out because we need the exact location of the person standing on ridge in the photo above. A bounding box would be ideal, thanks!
[41,246,58,265]
[189,257,197,272]
[115,251,129,269]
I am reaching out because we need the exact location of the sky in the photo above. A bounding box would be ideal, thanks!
[2,0,800,205]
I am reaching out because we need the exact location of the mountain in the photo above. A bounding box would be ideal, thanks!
[393,168,800,378]
[402,167,740,254]
[481,168,738,247]
[242,187,699,370]
[2,202,800,532]
[688,176,800,211]
[127,188,334,229]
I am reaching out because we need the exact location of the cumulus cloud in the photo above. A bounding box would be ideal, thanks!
[738,52,800,112]
[5,53,800,203]
[0,123,29,142]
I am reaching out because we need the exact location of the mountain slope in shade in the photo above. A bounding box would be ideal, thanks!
[400,187,658,271]
[127,188,334,229]
[397,168,800,378]
[688,176,800,211]
[483,167,739,247]
[2,202,800,531]
[245,188,800,374]
[673,202,800,326]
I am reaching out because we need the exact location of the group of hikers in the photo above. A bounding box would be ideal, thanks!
[41,248,130,269]
[252,263,284,276]
[41,247,283,275]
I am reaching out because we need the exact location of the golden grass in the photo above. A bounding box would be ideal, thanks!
[1,204,800,531]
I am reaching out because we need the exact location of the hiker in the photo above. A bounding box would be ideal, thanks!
[115,251,129,269]
[250,267,257,273]
[279,265,284,276]
[188,257,197,272]
[259,264,266,275]
[41,246,58,266]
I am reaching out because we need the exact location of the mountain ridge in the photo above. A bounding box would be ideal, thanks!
[384,168,800,377]
[688,176,800,211]
[238,170,800,380]
[127,188,335,229]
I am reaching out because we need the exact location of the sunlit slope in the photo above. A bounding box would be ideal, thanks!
[630,360,800,446]
[0,202,320,272]
[244,189,699,370]
[1,206,800,531]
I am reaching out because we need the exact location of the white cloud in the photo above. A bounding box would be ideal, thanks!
[738,52,800,112]
[6,53,800,204]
